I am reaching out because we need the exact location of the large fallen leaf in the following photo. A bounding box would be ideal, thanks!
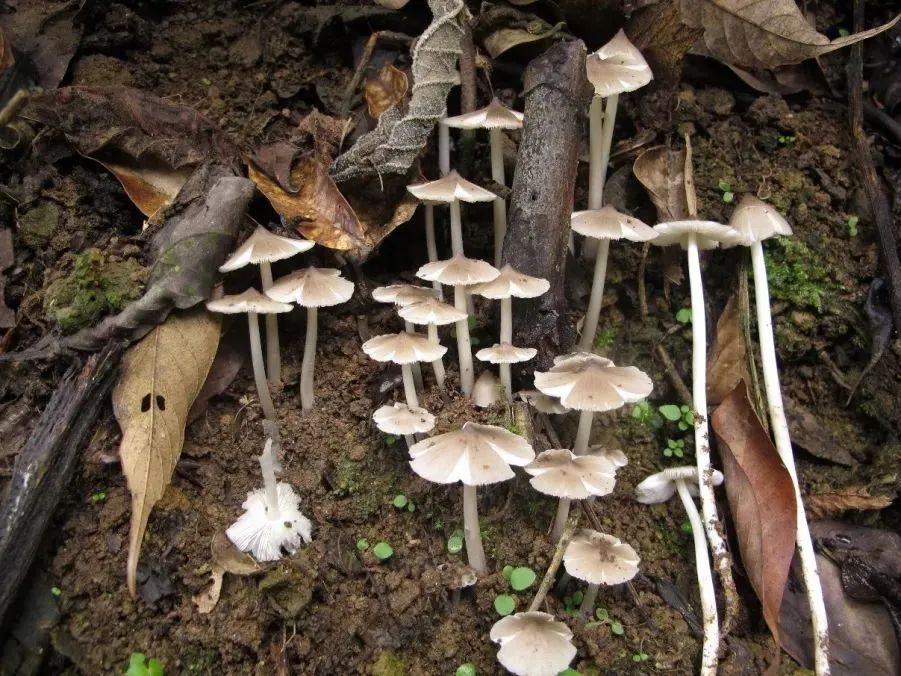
[784,396,858,466]
[112,308,220,596]
[711,381,796,646]
[680,0,899,70]
[707,293,749,404]
[0,0,81,90]
[193,532,260,614]
[483,20,567,59]
[364,64,409,119]
[806,489,893,520]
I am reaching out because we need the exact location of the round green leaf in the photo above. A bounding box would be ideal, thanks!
[658,404,682,421]
[356,538,369,553]
[392,494,408,509]
[494,594,516,616]
[455,663,477,676]
[372,542,394,561]
[610,621,624,636]
[509,567,536,591]
[502,565,514,580]
[447,534,464,554]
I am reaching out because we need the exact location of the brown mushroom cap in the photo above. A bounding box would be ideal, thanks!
[266,267,355,307]
[372,402,436,435]
[398,296,467,326]
[585,29,653,97]
[416,254,500,287]
[372,284,437,306]
[650,220,740,250]
[219,226,314,272]
[362,331,447,365]
[563,529,640,585]
[206,288,293,315]
[534,352,653,412]
[570,206,657,242]
[442,98,524,130]
[490,611,577,676]
[725,194,793,246]
[407,170,497,204]
[525,449,617,499]
[476,343,537,364]
[469,264,550,299]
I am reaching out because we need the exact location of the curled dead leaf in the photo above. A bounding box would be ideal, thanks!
[707,293,749,404]
[364,64,408,119]
[194,532,261,614]
[806,489,893,521]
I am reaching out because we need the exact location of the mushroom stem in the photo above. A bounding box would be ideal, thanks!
[578,583,600,619]
[424,205,444,300]
[549,497,571,543]
[247,311,278,424]
[450,199,465,258]
[490,127,507,268]
[404,434,415,449]
[674,478,719,676]
[751,240,830,673]
[454,285,475,397]
[401,364,420,409]
[462,483,487,573]
[598,94,619,205]
[499,296,513,401]
[439,122,451,177]
[404,320,425,391]
[259,438,280,519]
[259,261,281,387]
[427,323,447,388]
[300,307,318,410]
[573,410,594,456]
[578,238,610,352]
[588,95,605,211]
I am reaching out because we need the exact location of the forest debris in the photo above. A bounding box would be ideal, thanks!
[846,278,893,404]
[633,146,689,221]
[113,308,220,597]
[707,293,748,404]
[365,64,409,119]
[193,532,261,614]
[0,1,82,90]
[628,0,703,84]
[783,397,858,466]
[806,489,893,520]
[474,5,568,59]
[187,336,245,424]
[0,227,14,328]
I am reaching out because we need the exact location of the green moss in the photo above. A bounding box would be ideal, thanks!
[373,651,406,676]
[593,327,617,352]
[765,239,834,312]
[18,204,60,248]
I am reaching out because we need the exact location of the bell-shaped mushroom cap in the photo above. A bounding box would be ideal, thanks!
[518,390,570,415]
[408,421,535,485]
[372,402,436,435]
[585,29,653,98]
[476,342,537,364]
[586,445,629,468]
[266,267,355,307]
[534,352,653,412]
[362,331,447,365]
[442,98,524,130]
[726,194,793,246]
[563,529,640,585]
[469,264,550,299]
[490,611,577,676]
[525,449,617,499]
[398,296,467,326]
[473,370,501,408]
[635,465,725,504]
[650,220,740,250]
[372,283,437,306]
[207,288,293,315]
[407,170,497,204]
[570,206,657,242]
[416,254,500,287]
[219,226,315,272]
[226,482,313,562]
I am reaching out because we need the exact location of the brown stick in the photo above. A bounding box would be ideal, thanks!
[457,15,478,178]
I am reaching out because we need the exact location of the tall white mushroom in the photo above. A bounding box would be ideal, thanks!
[408,422,534,573]
[490,611,577,676]
[562,529,640,617]
[372,402,435,449]
[398,295,467,389]
[636,466,724,676]
[372,283,437,391]
[219,226,314,386]
[265,267,355,410]
[362,331,447,409]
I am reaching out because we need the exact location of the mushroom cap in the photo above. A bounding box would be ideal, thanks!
[407,170,497,204]
[372,402,436,435]
[585,29,653,97]
[372,283,437,306]
[469,264,550,299]
[476,342,537,364]
[266,267,355,307]
[362,331,447,365]
[225,482,313,562]
[534,352,653,412]
[490,611,577,676]
[416,254,500,287]
[570,206,657,242]
[219,226,314,272]
[398,296,467,326]
[408,421,535,486]
[442,98,524,130]
[518,390,570,415]
[473,370,501,408]
[562,529,640,585]
[586,445,629,468]
[635,466,725,504]
[525,449,617,499]
[650,220,740,250]
[725,194,793,246]
[206,288,293,315]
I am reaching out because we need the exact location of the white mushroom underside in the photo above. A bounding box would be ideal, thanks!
[226,483,312,562]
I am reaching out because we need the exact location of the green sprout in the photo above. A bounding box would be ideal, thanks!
[125,653,164,676]
[91,491,107,504]
[372,542,394,561]
[593,326,617,351]
[675,307,692,324]
[384,434,400,447]
[777,134,796,146]
[663,438,685,459]
[717,179,734,203]
[356,538,370,553]
[508,567,536,592]
[563,590,584,618]
[659,404,693,431]
[447,530,464,555]
[680,520,694,535]
[631,400,657,426]
[392,494,415,512]
[494,594,516,616]
[455,663,477,676]
[632,651,649,663]
[847,215,859,238]
[587,608,624,635]
[50,586,62,597]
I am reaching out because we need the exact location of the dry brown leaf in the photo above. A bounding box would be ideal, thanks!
[806,490,893,520]
[113,308,221,597]
[707,293,749,404]
[193,532,260,614]
[97,159,195,218]
[364,64,409,119]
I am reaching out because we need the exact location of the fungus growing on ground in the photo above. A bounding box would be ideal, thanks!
[362,331,447,409]
[206,289,292,425]
[226,438,312,562]
[563,529,639,617]
[265,267,355,410]
[636,466,724,675]
[398,295,466,389]
[443,99,524,266]
[586,445,628,468]
[372,401,435,449]
[408,422,534,573]
[472,369,501,408]
[219,226,314,385]
[373,283,437,391]
[490,611,576,676]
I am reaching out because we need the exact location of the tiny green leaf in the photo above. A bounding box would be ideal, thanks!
[722,191,734,203]
[502,565,514,580]
[558,670,581,676]
[572,590,583,604]
[384,434,399,446]
[372,542,394,561]
[356,538,369,553]
[718,179,731,192]
[659,404,682,421]
[595,608,609,621]
[494,594,516,616]
[611,621,624,636]
[455,663,477,676]
[447,532,464,554]
[392,494,408,509]
[50,586,61,597]
[509,567,536,591]
[680,520,693,534]
[675,308,692,324]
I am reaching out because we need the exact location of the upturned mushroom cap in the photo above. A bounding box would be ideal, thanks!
[372,402,436,435]
[525,449,617,499]
[219,226,314,272]
[408,421,535,485]
[726,194,793,246]
[570,206,657,242]
[563,529,640,585]
[635,465,725,504]
[534,352,653,412]
[586,445,629,468]
[585,29,653,97]
[372,283,437,306]
[518,390,570,414]
[266,267,355,307]
[442,98,524,130]
[650,220,739,250]
[476,343,537,364]
[206,288,293,315]
[416,254,500,287]
[398,296,467,326]
[226,482,313,562]
[490,611,577,676]
[473,370,501,408]
[469,264,550,299]
[407,170,497,204]
[362,331,447,365]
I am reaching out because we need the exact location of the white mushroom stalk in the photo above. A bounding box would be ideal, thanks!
[373,284,437,392]
[362,331,447,409]
[372,402,435,450]
[562,530,639,618]
[398,295,466,390]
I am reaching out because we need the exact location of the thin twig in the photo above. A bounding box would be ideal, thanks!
[638,242,650,319]
[0,89,29,128]
[738,257,767,431]
[339,32,379,119]
[529,513,578,612]
[655,344,692,405]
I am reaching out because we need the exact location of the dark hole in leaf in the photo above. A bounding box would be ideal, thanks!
[156,395,166,411]
[141,393,151,412]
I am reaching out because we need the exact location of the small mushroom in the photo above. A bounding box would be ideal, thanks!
[219,226,315,386]
[586,445,628,468]
[518,390,569,415]
[373,283,437,391]
[372,401,435,449]
[472,369,501,409]
[490,611,577,676]
[266,267,355,410]
[398,295,467,389]
[562,529,639,617]
[362,331,447,409]
[207,289,292,424]
[408,422,534,572]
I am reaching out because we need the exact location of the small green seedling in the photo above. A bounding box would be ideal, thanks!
[508,567,536,592]
[494,594,516,616]
[680,520,693,535]
[663,438,685,459]
[559,670,581,676]
[631,400,661,428]
[455,663,477,676]
[384,434,400,447]
[50,586,62,597]
[372,542,394,561]
[847,215,859,238]
[91,491,107,504]
[675,307,692,324]
[632,651,649,663]
[392,494,415,512]
[588,608,624,636]
[777,134,796,146]
[717,179,734,203]
[356,538,370,553]
[125,653,164,676]
[593,326,617,351]
[563,590,584,618]
[659,404,693,431]
[447,530,464,555]
[502,565,514,580]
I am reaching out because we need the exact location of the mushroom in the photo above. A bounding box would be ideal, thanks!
[362,331,447,409]
[207,289,292,424]
[372,401,435,449]
[226,438,312,562]
[562,529,640,617]
[416,254,500,397]
[472,369,501,408]
[470,264,550,400]
[265,267,354,410]
[518,390,569,415]
[475,344,537,400]
[408,422,534,572]
[636,466,724,675]
[398,295,467,389]
[586,445,628,468]
[373,283,437,391]
[219,226,315,386]
[490,611,577,676]
[570,206,656,351]
[726,195,830,672]
[443,99,524,266]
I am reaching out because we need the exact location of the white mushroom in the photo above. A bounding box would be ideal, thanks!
[399,296,467,389]
[472,369,501,409]
[585,445,628,468]
[490,611,576,676]
[518,390,569,415]
[362,331,447,409]
[563,529,640,616]
[372,283,436,391]
[372,401,435,449]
